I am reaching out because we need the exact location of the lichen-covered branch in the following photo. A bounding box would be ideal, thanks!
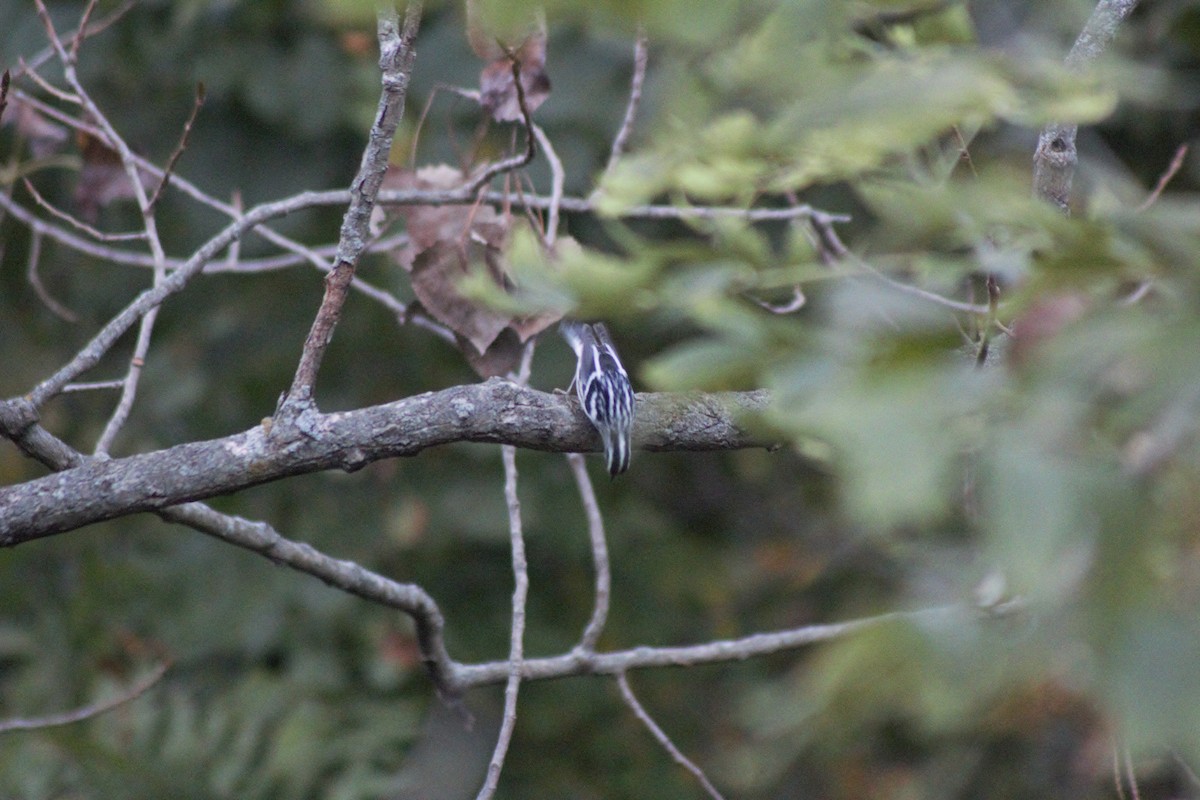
[0,384,772,541]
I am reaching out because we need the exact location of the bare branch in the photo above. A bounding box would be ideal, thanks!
[33,0,166,241]
[68,0,101,64]
[63,380,125,393]
[16,58,81,104]
[33,0,174,455]
[1121,743,1142,800]
[530,123,563,245]
[0,385,772,541]
[568,453,610,654]
[7,88,400,283]
[464,56,538,197]
[13,0,134,80]
[454,603,979,688]
[159,501,458,697]
[616,672,727,800]
[1033,0,1141,211]
[93,305,160,455]
[22,189,346,406]
[604,28,648,177]
[25,230,79,323]
[476,444,529,800]
[4,172,847,411]
[1136,143,1188,213]
[0,661,169,734]
[285,2,423,407]
[0,399,460,697]
[148,82,206,212]
[850,252,991,315]
[0,190,166,268]
[22,177,148,242]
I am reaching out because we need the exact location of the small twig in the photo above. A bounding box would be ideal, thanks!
[1122,743,1141,800]
[62,380,125,393]
[16,58,82,104]
[0,69,8,126]
[455,603,978,687]
[21,191,341,406]
[160,500,459,698]
[1118,280,1153,307]
[951,124,979,179]
[224,190,243,268]
[975,274,1000,366]
[7,87,399,283]
[68,0,101,64]
[850,251,991,315]
[750,285,806,314]
[33,0,172,450]
[0,661,169,734]
[25,230,79,323]
[1136,143,1188,212]
[531,123,563,246]
[94,309,159,455]
[604,28,648,177]
[568,453,610,653]
[616,672,727,800]
[13,0,133,80]
[148,82,206,212]
[514,339,537,385]
[33,1,164,233]
[465,58,537,197]
[23,178,148,242]
[1112,742,1127,800]
[476,443,529,800]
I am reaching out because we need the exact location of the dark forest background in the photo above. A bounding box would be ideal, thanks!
[4,1,1200,798]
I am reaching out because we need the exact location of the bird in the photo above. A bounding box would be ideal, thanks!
[560,320,636,476]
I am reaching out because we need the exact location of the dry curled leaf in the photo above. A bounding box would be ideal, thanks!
[381,165,561,375]
[411,239,513,356]
[73,127,155,222]
[478,32,550,123]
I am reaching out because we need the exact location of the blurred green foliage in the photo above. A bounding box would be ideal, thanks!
[4,0,1200,798]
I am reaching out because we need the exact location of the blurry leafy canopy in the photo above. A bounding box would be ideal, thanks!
[485,0,1200,776]
[5,0,1200,797]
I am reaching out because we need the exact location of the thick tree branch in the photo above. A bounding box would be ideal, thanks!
[0,384,771,541]
[0,396,461,695]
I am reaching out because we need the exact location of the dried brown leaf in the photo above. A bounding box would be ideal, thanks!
[73,128,154,222]
[411,240,513,354]
[1,97,69,159]
[479,32,550,123]
[381,163,563,373]
[460,327,524,378]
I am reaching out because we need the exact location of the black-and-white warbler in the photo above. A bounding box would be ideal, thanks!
[560,320,635,476]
